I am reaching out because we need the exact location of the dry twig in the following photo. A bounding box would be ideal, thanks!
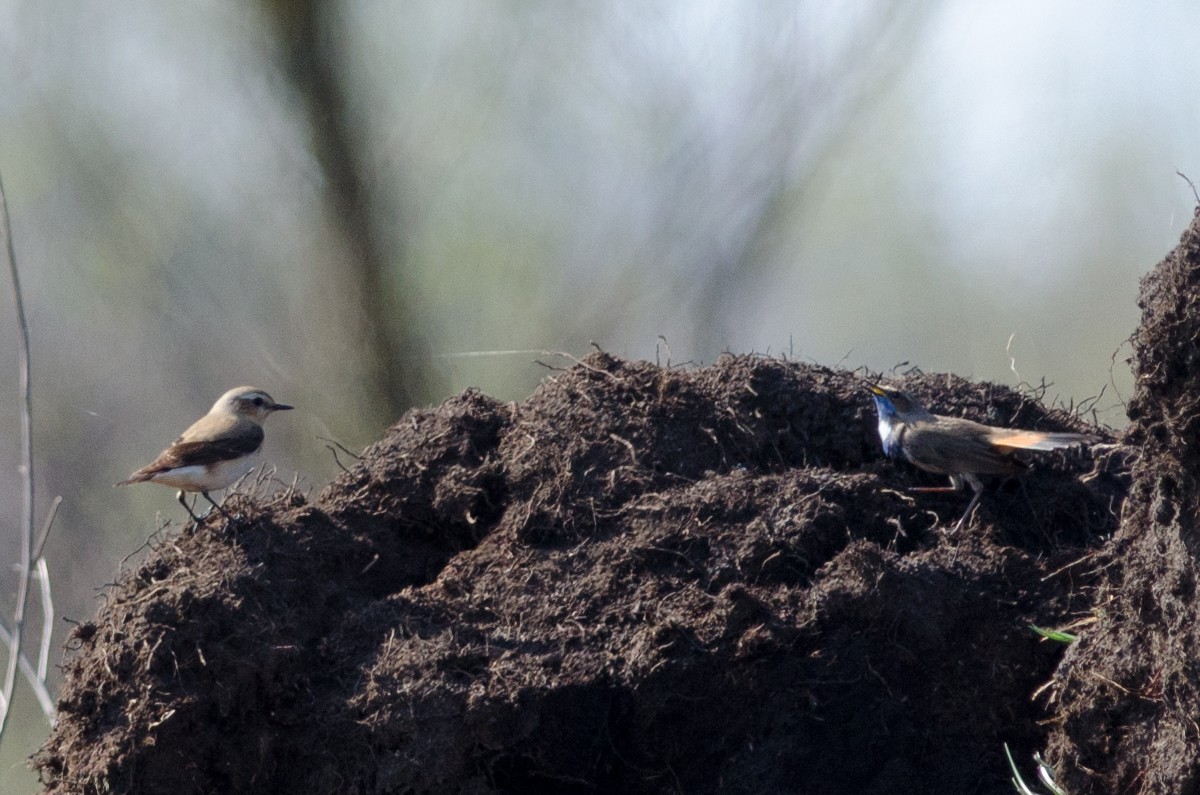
[0,173,58,737]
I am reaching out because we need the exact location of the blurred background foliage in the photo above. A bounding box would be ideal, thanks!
[0,0,1197,788]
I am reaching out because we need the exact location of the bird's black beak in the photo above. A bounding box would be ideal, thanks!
[272,403,294,412]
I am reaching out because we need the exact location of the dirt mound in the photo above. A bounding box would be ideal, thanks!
[1043,208,1200,793]
[33,351,1125,794]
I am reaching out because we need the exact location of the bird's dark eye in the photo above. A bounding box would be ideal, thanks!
[252,397,265,407]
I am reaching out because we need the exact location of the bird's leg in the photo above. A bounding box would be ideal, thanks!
[200,491,235,521]
[952,475,985,532]
[176,490,202,523]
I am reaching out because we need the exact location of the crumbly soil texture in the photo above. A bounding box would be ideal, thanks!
[53,223,1200,794]
[32,351,1128,795]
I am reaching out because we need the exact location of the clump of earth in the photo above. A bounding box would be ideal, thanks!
[36,212,1200,794]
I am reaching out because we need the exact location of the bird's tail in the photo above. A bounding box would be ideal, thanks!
[115,473,152,487]
[990,430,1101,452]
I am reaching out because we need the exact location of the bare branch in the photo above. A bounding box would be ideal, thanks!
[33,495,62,562]
[0,617,53,723]
[0,171,37,737]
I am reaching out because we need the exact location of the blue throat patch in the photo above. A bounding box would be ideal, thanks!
[872,394,899,458]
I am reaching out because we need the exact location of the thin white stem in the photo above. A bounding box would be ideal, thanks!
[0,617,54,722]
[0,171,37,738]
[0,619,53,725]
[33,496,61,682]
[35,558,52,682]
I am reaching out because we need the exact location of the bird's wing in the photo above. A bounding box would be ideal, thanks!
[901,418,1025,476]
[178,412,244,444]
[988,430,1099,452]
[124,418,264,481]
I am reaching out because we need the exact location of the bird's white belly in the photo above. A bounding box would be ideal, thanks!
[148,455,259,492]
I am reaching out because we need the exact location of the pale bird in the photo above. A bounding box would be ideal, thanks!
[868,383,1098,531]
[118,386,293,521]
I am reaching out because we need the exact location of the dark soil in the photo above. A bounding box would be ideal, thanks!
[44,233,1200,793]
[1043,208,1200,794]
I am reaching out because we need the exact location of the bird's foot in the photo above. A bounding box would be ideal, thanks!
[176,491,204,524]
[950,490,984,533]
[201,492,237,523]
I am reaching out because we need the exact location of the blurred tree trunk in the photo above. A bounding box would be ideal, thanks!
[260,0,429,420]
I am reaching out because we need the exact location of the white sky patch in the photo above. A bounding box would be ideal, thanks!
[903,1,1200,285]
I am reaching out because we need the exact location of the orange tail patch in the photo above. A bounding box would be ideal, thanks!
[990,430,1097,452]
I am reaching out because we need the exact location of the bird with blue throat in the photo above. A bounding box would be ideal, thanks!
[867,383,1100,532]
